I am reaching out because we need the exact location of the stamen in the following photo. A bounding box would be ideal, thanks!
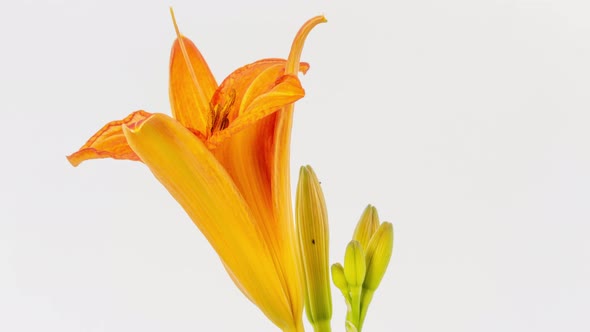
[220,89,236,122]
[207,89,236,136]
[207,102,217,135]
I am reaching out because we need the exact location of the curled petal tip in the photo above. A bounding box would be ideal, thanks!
[67,110,150,167]
[66,154,82,167]
[122,113,153,134]
[287,15,327,75]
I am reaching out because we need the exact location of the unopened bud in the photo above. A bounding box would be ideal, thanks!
[358,222,394,330]
[363,222,394,292]
[296,165,332,331]
[352,205,380,250]
[331,263,348,293]
[344,241,366,288]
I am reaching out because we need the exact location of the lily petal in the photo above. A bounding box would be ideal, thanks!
[209,59,303,230]
[210,59,309,123]
[169,36,218,135]
[209,62,307,328]
[271,15,326,323]
[208,74,304,147]
[239,61,309,117]
[67,110,151,166]
[122,113,294,329]
[212,17,326,329]
[208,59,309,238]
[273,15,327,236]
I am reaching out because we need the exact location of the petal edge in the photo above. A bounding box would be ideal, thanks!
[67,110,151,166]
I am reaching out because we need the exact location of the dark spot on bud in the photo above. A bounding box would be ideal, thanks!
[312,239,316,245]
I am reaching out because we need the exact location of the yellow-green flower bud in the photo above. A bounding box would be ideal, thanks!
[344,240,366,288]
[331,263,351,308]
[331,263,348,293]
[333,205,395,332]
[352,205,380,249]
[358,222,394,330]
[296,165,332,332]
[363,222,394,292]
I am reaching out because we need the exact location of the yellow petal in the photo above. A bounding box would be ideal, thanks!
[122,113,294,329]
[67,110,151,166]
[169,9,218,135]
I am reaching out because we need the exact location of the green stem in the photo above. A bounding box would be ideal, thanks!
[350,286,362,327]
[312,319,332,332]
[358,289,375,331]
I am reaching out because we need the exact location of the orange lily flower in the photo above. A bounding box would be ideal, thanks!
[67,10,325,332]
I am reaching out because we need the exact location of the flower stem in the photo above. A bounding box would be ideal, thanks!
[312,319,332,332]
[350,286,362,327]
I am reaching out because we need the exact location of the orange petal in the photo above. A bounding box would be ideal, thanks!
[212,113,302,330]
[209,60,309,329]
[207,74,304,147]
[67,110,151,166]
[210,59,309,124]
[211,18,325,325]
[212,115,276,238]
[273,15,327,231]
[271,15,326,322]
[169,36,218,135]
[208,59,308,231]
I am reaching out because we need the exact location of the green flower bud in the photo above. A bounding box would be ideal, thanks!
[344,240,366,288]
[331,263,348,293]
[333,205,395,332]
[352,205,380,250]
[363,222,394,292]
[358,222,394,330]
[296,165,332,331]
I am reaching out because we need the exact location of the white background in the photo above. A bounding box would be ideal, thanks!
[2,0,590,331]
